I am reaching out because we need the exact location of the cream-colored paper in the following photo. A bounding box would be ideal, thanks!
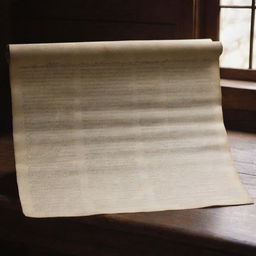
[10,40,253,217]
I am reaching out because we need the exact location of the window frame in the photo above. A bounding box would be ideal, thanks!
[197,0,256,133]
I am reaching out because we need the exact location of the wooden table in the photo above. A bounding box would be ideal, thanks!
[0,131,255,256]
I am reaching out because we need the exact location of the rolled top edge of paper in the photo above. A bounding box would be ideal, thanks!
[9,39,223,64]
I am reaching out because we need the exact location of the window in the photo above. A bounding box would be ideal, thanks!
[219,0,256,80]
[199,0,256,132]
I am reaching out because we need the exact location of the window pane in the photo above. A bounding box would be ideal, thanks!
[220,0,252,6]
[219,8,251,69]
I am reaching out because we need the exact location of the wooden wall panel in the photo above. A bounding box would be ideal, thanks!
[13,0,182,23]
[12,20,177,43]
[221,85,256,133]
[11,0,196,44]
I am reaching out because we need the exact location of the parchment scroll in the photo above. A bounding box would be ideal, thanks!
[10,40,253,217]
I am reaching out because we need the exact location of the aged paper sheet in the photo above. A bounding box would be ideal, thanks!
[10,40,253,217]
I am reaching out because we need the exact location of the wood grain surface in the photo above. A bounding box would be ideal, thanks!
[0,131,255,255]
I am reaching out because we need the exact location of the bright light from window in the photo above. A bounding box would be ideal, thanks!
[220,0,251,5]
[219,8,251,68]
[219,0,255,69]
